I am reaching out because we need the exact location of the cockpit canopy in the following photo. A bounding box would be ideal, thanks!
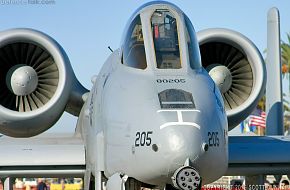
[151,9,181,69]
[122,15,147,69]
[121,2,201,71]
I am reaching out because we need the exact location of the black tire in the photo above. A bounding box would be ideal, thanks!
[165,182,202,190]
[165,184,177,190]
[125,178,142,190]
[89,179,95,190]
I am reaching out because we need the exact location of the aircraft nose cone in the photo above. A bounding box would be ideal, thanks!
[162,125,203,164]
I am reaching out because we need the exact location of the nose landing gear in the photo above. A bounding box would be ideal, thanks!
[171,166,202,190]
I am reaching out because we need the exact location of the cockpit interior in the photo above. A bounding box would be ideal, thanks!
[121,5,201,71]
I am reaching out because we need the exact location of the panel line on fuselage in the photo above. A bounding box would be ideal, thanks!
[157,109,201,129]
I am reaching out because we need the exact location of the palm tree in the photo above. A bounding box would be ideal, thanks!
[281,33,290,132]
[281,33,290,76]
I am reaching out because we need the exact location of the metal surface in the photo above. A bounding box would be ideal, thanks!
[172,166,201,190]
[227,136,290,175]
[207,64,232,93]
[0,169,85,178]
[0,134,85,166]
[266,7,283,135]
[0,2,287,190]
[0,29,88,137]
[197,29,266,130]
[6,65,38,96]
[0,134,85,178]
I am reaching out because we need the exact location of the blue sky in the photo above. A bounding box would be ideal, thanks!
[0,0,290,133]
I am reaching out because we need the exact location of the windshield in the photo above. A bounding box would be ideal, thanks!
[151,9,181,69]
[184,15,202,70]
[122,15,147,70]
[158,89,195,109]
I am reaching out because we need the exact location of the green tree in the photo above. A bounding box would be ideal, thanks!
[281,33,290,132]
[281,33,290,76]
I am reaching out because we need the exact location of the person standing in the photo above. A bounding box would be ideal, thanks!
[281,180,290,190]
[37,178,47,190]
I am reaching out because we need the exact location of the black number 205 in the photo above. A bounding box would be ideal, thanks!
[208,132,219,147]
[135,131,153,147]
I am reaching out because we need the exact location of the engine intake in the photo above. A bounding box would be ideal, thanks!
[1,42,59,112]
[197,28,266,130]
[0,29,87,137]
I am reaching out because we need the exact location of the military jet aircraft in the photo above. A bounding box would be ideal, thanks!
[0,1,290,190]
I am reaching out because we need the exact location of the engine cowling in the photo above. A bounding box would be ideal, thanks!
[197,28,266,130]
[0,28,87,137]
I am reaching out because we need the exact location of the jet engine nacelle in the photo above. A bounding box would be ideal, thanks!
[0,29,87,137]
[197,28,266,130]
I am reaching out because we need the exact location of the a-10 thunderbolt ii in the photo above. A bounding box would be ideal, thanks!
[0,1,289,190]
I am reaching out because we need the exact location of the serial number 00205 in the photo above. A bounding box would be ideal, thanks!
[156,79,186,83]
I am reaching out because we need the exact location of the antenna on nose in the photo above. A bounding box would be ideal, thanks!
[108,46,113,52]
